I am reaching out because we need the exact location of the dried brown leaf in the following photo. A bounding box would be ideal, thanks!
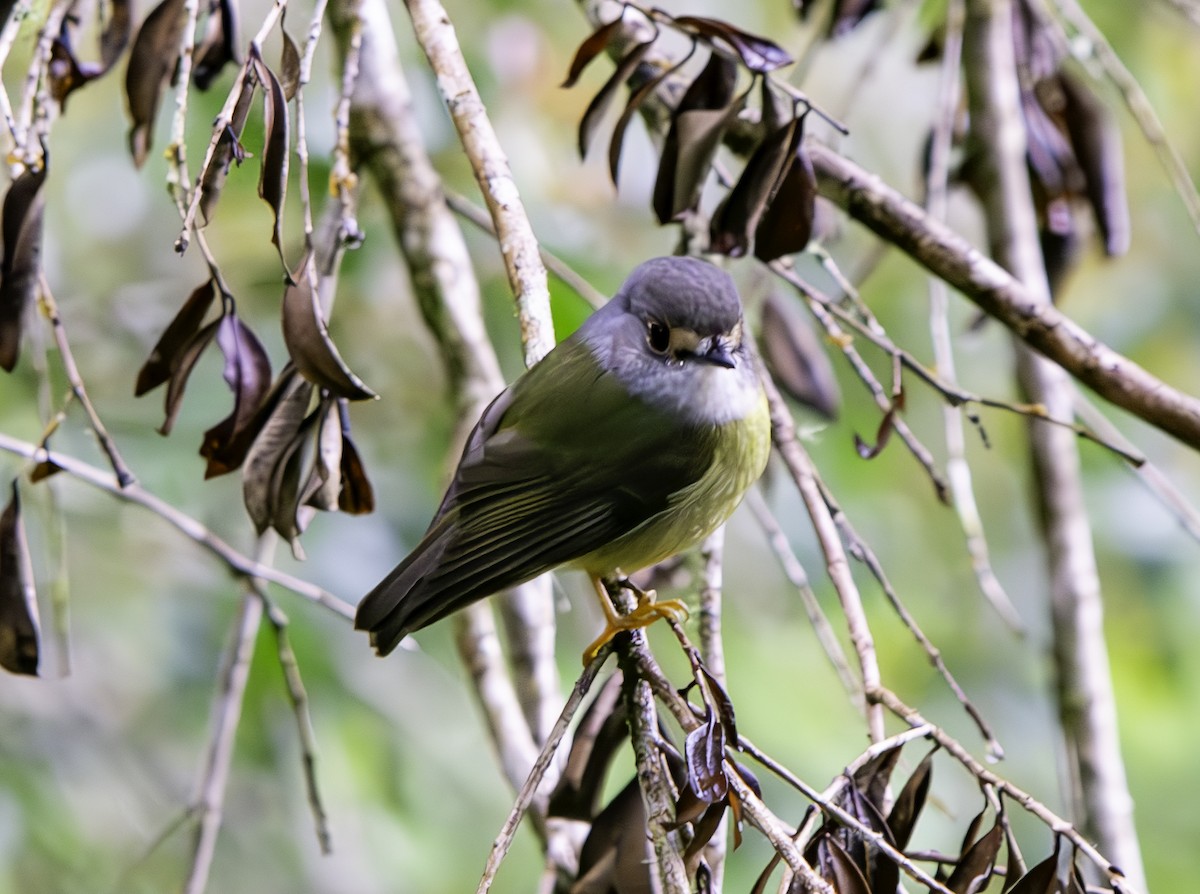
[886,749,934,851]
[242,372,313,536]
[672,15,793,73]
[135,279,217,395]
[652,50,740,222]
[754,143,817,261]
[710,117,798,256]
[281,260,376,400]
[0,160,47,372]
[125,0,187,167]
[561,16,626,89]
[823,838,871,894]
[577,38,653,159]
[301,398,342,511]
[684,709,728,803]
[0,480,39,676]
[158,318,220,436]
[1058,71,1129,256]
[1005,851,1061,894]
[199,312,272,472]
[193,0,239,90]
[946,821,1003,894]
[279,27,301,101]
[337,418,374,514]
[251,46,290,272]
[608,47,693,187]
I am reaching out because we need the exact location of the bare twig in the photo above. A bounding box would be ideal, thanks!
[744,489,860,701]
[258,591,332,853]
[759,366,886,743]
[922,0,1024,633]
[36,276,136,487]
[476,650,608,894]
[183,586,263,894]
[0,433,356,619]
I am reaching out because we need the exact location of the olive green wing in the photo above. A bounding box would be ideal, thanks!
[355,343,714,655]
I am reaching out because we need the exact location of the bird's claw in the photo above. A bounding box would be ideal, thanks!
[582,585,690,664]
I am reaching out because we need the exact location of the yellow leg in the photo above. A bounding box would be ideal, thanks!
[581,575,689,664]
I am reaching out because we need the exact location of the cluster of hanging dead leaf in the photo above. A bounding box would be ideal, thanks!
[564,7,847,422]
[919,0,1129,296]
[548,658,1096,894]
[0,0,380,674]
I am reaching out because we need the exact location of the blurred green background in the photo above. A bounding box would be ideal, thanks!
[1,0,1199,891]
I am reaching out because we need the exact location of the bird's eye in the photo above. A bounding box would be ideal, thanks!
[646,320,670,354]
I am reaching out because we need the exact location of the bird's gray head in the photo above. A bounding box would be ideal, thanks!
[607,256,746,370]
[579,257,759,424]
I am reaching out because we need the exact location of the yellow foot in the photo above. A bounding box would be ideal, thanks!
[582,577,689,664]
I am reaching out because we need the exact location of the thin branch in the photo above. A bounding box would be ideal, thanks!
[444,188,607,309]
[183,586,263,894]
[258,590,332,854]
[0,433,355,619]
[624,647,689,894]
[36,275,136,487]
[744,489,860,702]
[922,0,1024,633]
[810,142,1200,451]
[759,366,886,743]
[476,650,609,894]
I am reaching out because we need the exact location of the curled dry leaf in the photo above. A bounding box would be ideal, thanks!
[135,279,217,395]
[199,71,256,225]
[710,116,799,256]
[854,387,906,460]
[652,50,740,223]
[561,16,626,88]
[797,0,883,38]
[158,319,220,435]
[885,748,934,851]
[609,46,694,187]
[301,398,342,511]
[199,312,272,474]
[0,159,48,372]
[49,0,132,107]
[250,45,290,272]
[337,427,375,514]
[202,362,294,478]
[241,371,314,547]
[823,837,872,894]
[0,480,39,676]
[671,15,793,73]
[945,821,1004,894]
[753,143,817,261]
[684,709,728,803]
[193,0,240,89]
[576,37,655,159]
[759,291,840,419]
[279,27,301,101]
[1058,71,1130,257]
[125,0,188,167]
[282,259,376,400]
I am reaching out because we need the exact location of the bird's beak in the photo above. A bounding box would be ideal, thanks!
[700,336,736,369]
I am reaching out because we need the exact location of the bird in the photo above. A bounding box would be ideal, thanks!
[355,256,771,663]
